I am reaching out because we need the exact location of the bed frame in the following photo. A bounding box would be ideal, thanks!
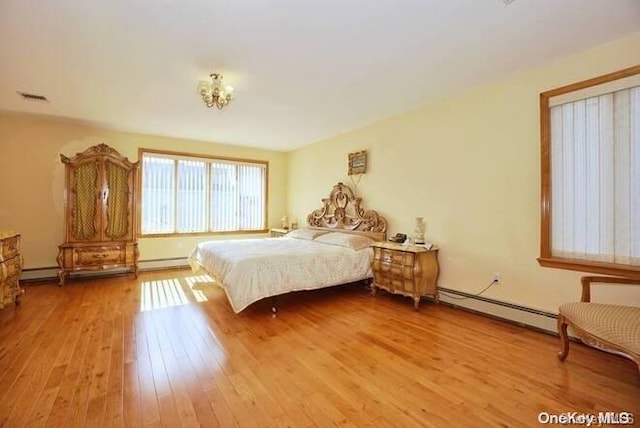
[266,182,388,313]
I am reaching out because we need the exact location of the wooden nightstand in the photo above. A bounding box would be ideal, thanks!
[270,228,289,237]
[370,242,440,310]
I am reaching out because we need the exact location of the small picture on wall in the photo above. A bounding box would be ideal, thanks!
[348,150,367,175]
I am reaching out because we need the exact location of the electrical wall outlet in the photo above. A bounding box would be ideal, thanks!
[492,272,501,284]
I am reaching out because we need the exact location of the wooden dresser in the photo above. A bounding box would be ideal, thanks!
[57,144,139,286]
[370,242,439,310]
[0,232,23,308]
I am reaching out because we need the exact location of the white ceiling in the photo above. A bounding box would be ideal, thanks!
[1,1,639,151]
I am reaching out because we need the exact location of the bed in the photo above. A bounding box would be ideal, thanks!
[188,182,388,313]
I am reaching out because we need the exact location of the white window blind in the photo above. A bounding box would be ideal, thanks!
[238,163,266,230]
[177,160,208,233]
[141,157,175,234]
[210,162,238,231]
[550,85,640,266]
[209,162,266,231]
[141,152,267,235]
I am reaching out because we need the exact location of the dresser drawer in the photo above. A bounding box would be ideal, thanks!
[0,235,19,262]
[74,246,125,267]
[57,242,138,285]
[0,255,21,282]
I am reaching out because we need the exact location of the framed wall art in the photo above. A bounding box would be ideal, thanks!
[348,150,367,175]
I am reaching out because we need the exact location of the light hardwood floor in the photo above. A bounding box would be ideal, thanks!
[0,269,638,427]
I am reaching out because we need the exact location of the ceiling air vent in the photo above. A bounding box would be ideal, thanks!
[17,92,49,102]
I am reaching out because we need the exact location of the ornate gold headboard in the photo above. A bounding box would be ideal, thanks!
[307,182,387,240]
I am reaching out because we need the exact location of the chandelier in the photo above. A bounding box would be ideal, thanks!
[197,72,234,109]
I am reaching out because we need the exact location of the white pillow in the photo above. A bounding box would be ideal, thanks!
[285,228,328,241]
[314,232,374,250]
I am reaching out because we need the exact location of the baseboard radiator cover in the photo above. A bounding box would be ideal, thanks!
[20,257,190,282]
[436,286,559,334]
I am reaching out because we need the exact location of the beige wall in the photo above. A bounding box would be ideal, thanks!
[0,112,287,268]
[287,33,640,313]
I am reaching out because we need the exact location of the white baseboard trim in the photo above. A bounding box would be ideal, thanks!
[20,257,190,282]
[437,287,559,334]
[139,257,189,271]
[20,267,59,282]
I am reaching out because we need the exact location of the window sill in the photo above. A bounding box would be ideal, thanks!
[140,229,269,238]
[537,257,640,279]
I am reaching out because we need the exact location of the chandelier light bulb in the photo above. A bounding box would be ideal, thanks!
[197,81,210,95]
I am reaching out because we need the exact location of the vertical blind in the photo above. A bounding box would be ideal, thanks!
[141,153,267,234]
[141,157,175,234]
[209,162,266,231]
[177,160,207,233]
[550,85,640,266]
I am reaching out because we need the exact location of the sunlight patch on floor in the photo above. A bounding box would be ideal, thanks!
[184,274,214,303]
[140,278,189,312]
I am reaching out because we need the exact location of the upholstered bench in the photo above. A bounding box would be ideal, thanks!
[557,276,640,374]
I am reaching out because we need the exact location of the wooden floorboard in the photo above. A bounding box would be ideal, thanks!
[0,269,637,427]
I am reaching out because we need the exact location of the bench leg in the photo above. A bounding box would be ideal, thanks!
[557,314,570,361]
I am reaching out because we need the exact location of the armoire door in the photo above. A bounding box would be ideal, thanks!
[67,158,102,242]
[102,158,134,241]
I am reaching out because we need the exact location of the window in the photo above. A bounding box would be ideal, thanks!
[140,150,267,235]
[539,66,640,277]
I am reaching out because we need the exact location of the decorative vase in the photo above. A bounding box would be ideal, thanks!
[281,215,289,230]
[414,217,426,244]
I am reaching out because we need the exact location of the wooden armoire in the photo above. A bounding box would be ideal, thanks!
[57,144,139,286]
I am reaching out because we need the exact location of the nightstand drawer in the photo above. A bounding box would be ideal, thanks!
[374,273,412,293]
[376,262,414,279]
[378,249,414,266]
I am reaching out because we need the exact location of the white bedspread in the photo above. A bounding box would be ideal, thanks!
[188,237,373,313]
